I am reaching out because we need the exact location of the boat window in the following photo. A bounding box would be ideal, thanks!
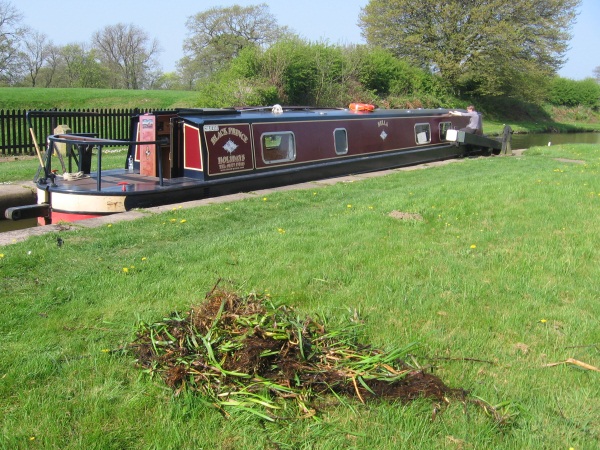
[439,122,452,140]
[414,123,431,145]
[262,132,296,164]
[334,128,348,155]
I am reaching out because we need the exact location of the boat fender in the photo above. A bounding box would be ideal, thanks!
[349,103,375,112]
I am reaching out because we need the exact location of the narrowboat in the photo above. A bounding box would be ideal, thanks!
[7,105,503,224]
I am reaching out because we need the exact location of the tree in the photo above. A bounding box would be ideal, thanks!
[0,1,25,84]
[92,23,161,89]
[60,44,110,88]
[37,43,62,87]
[359,0,581,100]
[594,66,600,83]
[181,3,289,84]
[21,30,49,87]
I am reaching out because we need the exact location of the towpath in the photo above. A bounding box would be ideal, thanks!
[2,153,525,246]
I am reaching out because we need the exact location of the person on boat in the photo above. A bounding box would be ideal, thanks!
[449,105,483,135]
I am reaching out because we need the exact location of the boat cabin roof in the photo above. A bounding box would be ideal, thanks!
[168,106,453,125]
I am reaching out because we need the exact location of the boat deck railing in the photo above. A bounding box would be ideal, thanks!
[39,134,166,191]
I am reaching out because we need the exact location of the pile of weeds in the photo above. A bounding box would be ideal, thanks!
[130,286,467,421]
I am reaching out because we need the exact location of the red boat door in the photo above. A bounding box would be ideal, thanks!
[139,114,156,176]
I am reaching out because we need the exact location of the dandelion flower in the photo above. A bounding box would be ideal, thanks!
[101,349,110,353]
[122,267,129,273]
[141,257,147,261]
[277,228,286,234]
[170,218,177,223]
[180,219,187,223]
[0,254,4,258]
[263,197,268,201]
[107,224,112,227]
[347,204,352,208]
[540,319,547,323]
[470,244,477,249]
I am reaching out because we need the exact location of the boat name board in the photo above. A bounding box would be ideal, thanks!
[204,124,254,175]
[206,125,250,146]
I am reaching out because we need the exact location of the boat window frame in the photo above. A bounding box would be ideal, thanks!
[333,128,348,155]
[439,121,453,141]
[261,131,296,164]
[414,123,431,145]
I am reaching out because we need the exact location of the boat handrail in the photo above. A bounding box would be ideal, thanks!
[48,133,160,147]
[41,134,167,191]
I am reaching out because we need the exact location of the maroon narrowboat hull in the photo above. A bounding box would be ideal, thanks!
[25,106,501,224]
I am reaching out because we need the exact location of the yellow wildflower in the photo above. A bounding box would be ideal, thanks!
[470,244,477,249]
[122,267,129,273]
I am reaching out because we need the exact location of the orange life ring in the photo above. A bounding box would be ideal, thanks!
[349,103,375,112]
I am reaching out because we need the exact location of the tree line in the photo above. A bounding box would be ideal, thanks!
[1,1,598,110]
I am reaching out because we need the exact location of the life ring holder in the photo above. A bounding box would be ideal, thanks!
[349,103,375,112]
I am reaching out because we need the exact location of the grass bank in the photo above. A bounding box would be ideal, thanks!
[1,87,599,135]
[0,87,199,110]
[1,143,599,448]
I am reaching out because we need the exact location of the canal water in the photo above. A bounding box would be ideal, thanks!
[511,131,600,148]
[1,132,598,234]
[0,217,37,233]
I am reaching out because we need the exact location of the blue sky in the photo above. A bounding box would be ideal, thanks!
[17,0,599,80]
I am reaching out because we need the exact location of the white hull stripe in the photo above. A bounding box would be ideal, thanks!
[47,191,127,214]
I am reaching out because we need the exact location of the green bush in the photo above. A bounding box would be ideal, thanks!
[548,77,600,108]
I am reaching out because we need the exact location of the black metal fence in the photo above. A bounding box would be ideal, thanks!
[0,108,148,156]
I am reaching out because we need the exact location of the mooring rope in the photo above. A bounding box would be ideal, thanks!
[61,171,85,181]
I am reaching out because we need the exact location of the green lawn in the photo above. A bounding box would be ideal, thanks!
[1,144,599,449]
[0,87,199,110]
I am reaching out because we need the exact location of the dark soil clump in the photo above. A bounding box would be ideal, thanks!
[130,286,465,420]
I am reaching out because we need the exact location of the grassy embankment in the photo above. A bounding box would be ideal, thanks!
[1,141,599,448]
[2,86,599,132]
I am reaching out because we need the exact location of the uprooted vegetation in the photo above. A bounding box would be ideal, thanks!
[130,286,516,423]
